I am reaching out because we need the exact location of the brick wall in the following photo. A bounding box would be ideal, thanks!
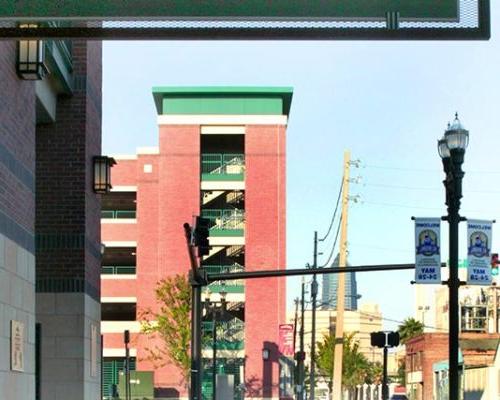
[0,41,36,245]
[36,40,102,299]
[406,333,449,400]
[245,124,286,398]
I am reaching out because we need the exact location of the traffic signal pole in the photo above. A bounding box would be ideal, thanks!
[184,222,206,400]
[370,331,399,400]
[382,346,388,400]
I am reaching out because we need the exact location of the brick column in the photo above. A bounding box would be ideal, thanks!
[245,124,286,399]
[35,40,102,400]
[139,125,200,396]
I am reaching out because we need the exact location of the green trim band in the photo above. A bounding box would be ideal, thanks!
[153,86,293,116]
[209,229,244,237]
[201,173,244,182]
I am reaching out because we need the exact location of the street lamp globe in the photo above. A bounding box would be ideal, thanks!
[444,113,469,151]
[438,137,451,159]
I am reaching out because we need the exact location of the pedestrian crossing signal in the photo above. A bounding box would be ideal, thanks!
[492,253,499,276]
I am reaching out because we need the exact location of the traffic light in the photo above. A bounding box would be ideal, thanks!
[193,216,211,257]
[492,253,499,276]
[370,331,386,348]
[371,331,400,348]
[387,331,400,347]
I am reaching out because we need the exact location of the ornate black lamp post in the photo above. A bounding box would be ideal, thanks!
[204,286,227,400]
[438,113,469,400]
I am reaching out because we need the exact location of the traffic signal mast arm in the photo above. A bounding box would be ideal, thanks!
[205,263,437,282]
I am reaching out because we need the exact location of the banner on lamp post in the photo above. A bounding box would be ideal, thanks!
[278,324,295,358]
[467,219,493,285]
[414,218,441,284]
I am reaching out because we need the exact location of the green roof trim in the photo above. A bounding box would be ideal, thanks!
[152,86,293,117]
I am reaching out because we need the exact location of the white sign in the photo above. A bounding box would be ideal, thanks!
[11,320,24,372]
[414,218,441,284]
[467,219,493,285]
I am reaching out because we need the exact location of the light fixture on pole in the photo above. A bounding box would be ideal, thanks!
[438,113,469,400]
[16,24,48,80]
[262,347,270,361]
[93,156,116,194]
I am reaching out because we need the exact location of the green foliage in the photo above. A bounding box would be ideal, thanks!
[397,359,406,385]
[140,274,191,383]
[315,331,380,391]
[397,317,424,344]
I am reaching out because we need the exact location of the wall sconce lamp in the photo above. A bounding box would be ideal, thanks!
[16,24,48,80]
[93,156,116,194]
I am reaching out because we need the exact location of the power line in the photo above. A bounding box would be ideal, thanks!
[365,164,500,176]
[348,243,413,254]
[319,177,343,242]
[363,200,482,214]
[363,200,443,211]
[298,308,448,333]
[318,217,342,268]
[362,181,500,195]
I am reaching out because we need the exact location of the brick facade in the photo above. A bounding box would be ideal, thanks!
[36,40,102,298]
[405,333,449,400]
[0,41,36,244]
[102,111,289,398]
[245,125,286,398]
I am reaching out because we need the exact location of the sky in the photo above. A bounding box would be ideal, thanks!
[102,3,500,330]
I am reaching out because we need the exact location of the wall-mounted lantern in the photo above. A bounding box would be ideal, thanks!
[93,156,116,194]
[16,24,48,80]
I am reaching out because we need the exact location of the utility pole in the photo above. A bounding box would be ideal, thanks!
[293,298,299,352]
[332,151,351,400]
[297,278,306,400]
[310,232,318,400]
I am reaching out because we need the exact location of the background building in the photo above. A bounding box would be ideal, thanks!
[101,87,291,399]
[0,38,102,400]
[410,265,500,400]
[288,302,384,367]
[321,255,359,311]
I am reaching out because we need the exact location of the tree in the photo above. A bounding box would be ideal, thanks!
[397,359,406,385]
[316,331,373,393]
[140,274,192,383]
[367,362,383,385]
[397,317,424,344]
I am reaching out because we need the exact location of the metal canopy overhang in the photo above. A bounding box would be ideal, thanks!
[0,25,491,41]
[0,0,490,40]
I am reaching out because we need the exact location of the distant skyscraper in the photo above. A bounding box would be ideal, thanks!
[321,254,359,310]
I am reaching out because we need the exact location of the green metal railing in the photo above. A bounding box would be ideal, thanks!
[101,210,137,219]
[201,154,245,181]
[102,358,136,400]
[202,319,245,350]
[204,265,244,293]
[101,266,136,275]
[201,209,244,236]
